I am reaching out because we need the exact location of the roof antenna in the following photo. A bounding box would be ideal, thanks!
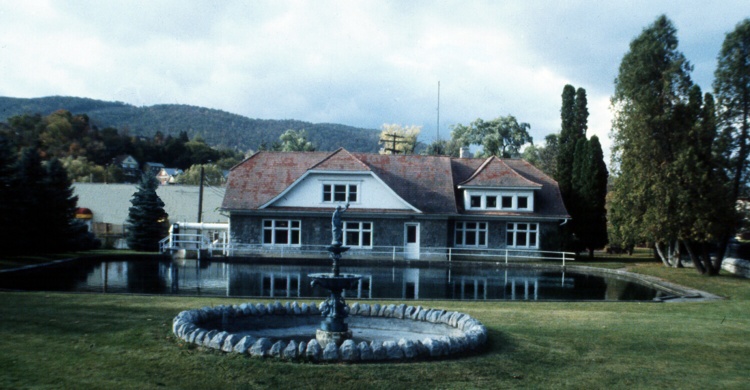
[436,81,440,142]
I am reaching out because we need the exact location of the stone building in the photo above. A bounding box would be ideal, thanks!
[221,148,569,259]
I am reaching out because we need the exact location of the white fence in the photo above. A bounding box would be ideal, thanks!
[226,243,575,266]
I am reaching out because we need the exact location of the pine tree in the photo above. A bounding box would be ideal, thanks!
[41,158,79,250]
[557,84,578,199]
[126,174,169,251]
[0,135,17,251]
[13,148,47,252]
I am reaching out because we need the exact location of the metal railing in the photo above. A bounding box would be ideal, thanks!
[159,233,231,257]
[226,243,575,266]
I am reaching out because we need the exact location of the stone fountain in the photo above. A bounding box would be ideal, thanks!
[171,204,489,362]
[308,203,362,347]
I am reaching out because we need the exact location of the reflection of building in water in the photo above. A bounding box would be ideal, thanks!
[164,260,231,296]
[83,261,130,293]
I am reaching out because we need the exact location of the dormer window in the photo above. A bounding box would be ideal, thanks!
[323,183,358,203]
[464,190,534,211]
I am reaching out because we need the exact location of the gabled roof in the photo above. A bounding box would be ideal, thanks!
[310,148,371,172]
[458,156,542,189]
[222,149,568,218]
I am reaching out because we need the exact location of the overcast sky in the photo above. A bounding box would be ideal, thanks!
[1,0,748,162]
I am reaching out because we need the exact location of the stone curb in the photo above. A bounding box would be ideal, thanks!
[172,300,488,363]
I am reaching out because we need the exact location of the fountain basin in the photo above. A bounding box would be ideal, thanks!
[172,301,488,362]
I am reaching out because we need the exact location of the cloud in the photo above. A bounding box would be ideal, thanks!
[1,0,749,168]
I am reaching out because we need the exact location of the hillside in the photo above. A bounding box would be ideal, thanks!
[0,96,381,153]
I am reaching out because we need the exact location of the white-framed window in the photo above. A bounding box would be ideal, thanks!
[506,222,538,249]
[323,183,358,203]
[262,219,301,245]
[465,191,534,211]
[454,221,488,247]
[343,221,372,247]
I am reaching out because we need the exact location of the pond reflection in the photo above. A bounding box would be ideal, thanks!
[0,257,665,301]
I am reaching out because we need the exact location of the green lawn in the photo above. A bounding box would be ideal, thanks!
[0,255,749,389]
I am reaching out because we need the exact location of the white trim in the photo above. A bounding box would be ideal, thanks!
[260,170,421,212]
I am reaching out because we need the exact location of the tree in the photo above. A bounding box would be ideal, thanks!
[278,129,316,152]
[12,148,47,252]
[451,115,532,158]
[40,158,79,250]
[0,135,17,251]
[522,133,559,177]
[609,15,734,275]
[714,18,750,203]
[379,124,420,155]
[126,174,169,251]
[571,136,609,257]
[556,85,588,205]
[423,138,462,157]
[178,164,226,186]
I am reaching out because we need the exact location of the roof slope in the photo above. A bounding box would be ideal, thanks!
[459,156,542,188]
[222,151,330,210]
[222,149,568,218]
[355,153,457,213]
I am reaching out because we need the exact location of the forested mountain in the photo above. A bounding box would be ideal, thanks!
[0,96,381,153]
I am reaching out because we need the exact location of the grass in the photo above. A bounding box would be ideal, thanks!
[0,252,749,389]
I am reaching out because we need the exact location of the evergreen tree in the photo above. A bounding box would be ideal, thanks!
[13,148,47,252]
[557,85,578,199]
[714,18,750,202]
[0,135,17,251]
[126,174,169,251]
[40,158,79,250]
[572,136,609,257]
[610,15,734,274]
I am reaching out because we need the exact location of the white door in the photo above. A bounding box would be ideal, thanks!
[404,223,420,260]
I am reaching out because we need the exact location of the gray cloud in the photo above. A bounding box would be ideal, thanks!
[1,0,748,164]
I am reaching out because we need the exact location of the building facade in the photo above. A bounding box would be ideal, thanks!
[221,149,569,259]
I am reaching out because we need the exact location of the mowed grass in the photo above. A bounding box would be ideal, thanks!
[0,251,749,389]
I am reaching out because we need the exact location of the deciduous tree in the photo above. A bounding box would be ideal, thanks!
[451,115,532,158]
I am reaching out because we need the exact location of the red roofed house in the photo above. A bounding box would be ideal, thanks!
[221,148,569,259]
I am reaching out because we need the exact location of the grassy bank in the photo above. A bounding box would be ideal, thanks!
[1,264,749,389]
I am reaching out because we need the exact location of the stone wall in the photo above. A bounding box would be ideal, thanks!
[172,300,488,362]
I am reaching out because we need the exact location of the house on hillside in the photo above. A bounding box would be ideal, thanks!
[113,154,140,183]
[221,148,570,259]
[156,168,184,185]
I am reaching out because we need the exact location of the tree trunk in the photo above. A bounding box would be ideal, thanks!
[672,240,683,268]
[683,241,707,274]
[654,242,673,267]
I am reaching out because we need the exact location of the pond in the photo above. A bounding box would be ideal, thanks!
[0,257,669,301]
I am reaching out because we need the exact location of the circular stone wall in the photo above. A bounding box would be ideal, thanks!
[172,301,488,362]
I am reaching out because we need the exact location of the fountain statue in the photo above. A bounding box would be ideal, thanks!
[308,203,362,347]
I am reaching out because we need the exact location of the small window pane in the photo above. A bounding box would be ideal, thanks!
[502,196,513,208]
[291,230,300,245]
[323,185,332,202]
[275,230,288,244]
[506,231,514,246]
[529,232,537,247]
[517,231,527,246]
[470,196,481,208]
[349,185,358,202]
[264,230,273,244]
[518,196,529,209]
[518,223,527,230]
[346,231,359,246]
[466,231,476,245]
[486,196,497,208]
[362,232,371,246]
[264,220,273,227]
[479,232,486,246]
[276,220,289,228]
[291,221,300,228]
[467,222,476,229]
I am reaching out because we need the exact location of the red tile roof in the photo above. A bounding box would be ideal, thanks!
[459,156,542,188]
[222,149,569,219]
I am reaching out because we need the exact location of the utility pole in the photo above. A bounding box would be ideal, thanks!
[197,165,204,223]
[379,133,408,154]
